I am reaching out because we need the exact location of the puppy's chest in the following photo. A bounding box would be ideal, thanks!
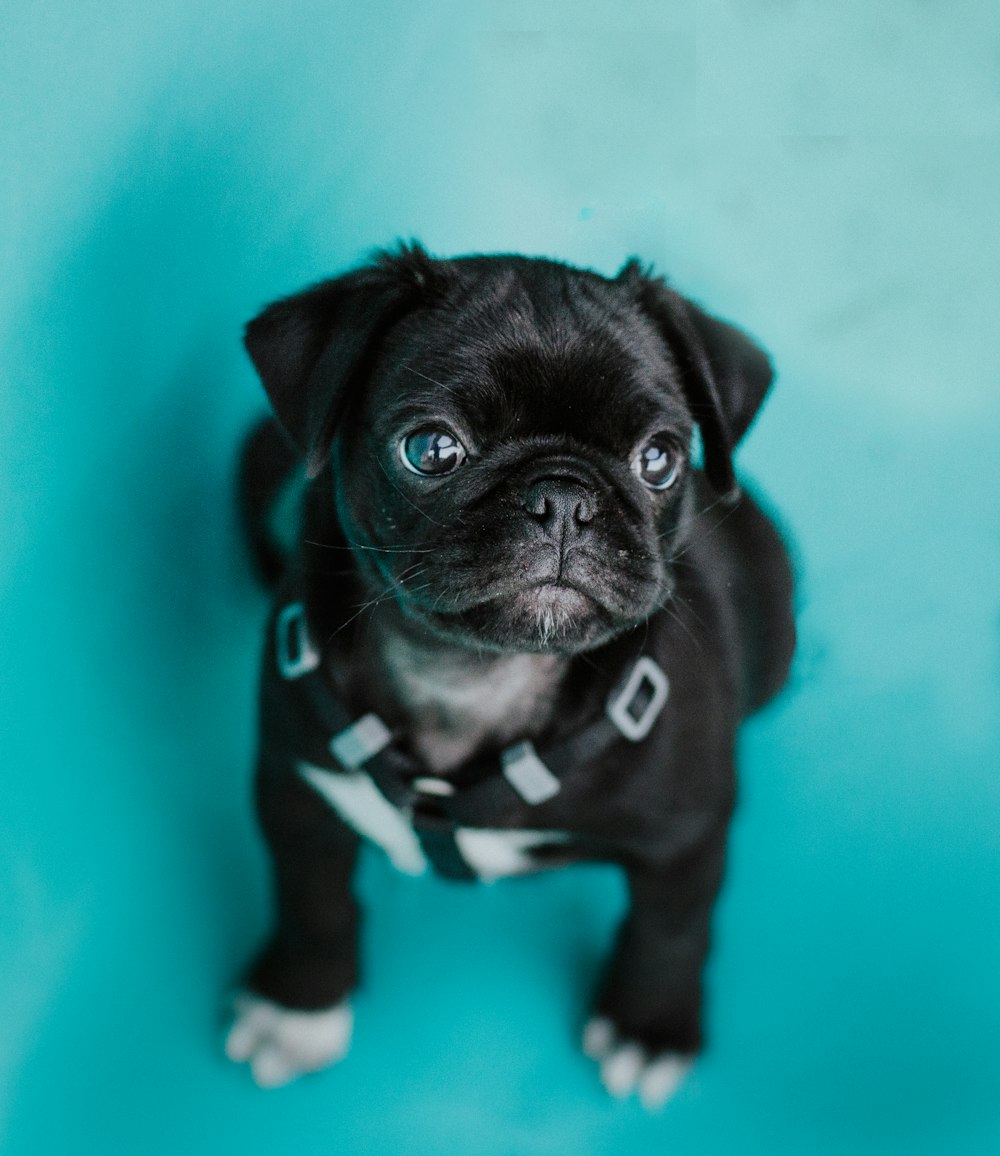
[381,644,567,774]
[304,637,574,882]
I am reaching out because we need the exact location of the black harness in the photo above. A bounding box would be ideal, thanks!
[273,599,670,881]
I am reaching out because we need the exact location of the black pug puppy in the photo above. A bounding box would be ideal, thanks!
[226,245,795,1109]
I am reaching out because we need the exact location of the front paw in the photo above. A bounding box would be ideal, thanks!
[225,993,353,1088]
[582,1017,693,1110]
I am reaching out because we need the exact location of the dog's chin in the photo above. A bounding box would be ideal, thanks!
[400,582,643,655]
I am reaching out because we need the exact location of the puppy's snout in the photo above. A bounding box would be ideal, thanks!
[522,477,595,534]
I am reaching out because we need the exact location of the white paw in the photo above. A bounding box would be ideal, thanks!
[225,993,353,1088]
[582,1017,692,1111]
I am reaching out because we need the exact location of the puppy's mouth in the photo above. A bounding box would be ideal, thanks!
[397,574,652,655]
[358,517,669,654]
[510,582,595,648]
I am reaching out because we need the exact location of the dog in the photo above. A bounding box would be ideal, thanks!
[225,244,795,1109]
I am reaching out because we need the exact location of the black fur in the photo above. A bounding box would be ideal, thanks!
[234,244,796,1087]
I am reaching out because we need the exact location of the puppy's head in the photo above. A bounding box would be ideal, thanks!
[245,245,773,654]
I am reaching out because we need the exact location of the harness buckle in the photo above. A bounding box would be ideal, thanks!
[605,656,670,742]
[330,713,393,770]
[412,776,456,798]
[275,602,321,680]
[501,741,561,805]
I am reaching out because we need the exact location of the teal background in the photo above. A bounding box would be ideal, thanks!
[3,2,999,1153]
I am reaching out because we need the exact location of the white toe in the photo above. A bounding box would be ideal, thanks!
[582,1017,615,1060]
[225,998,276,1062]
[272,1003,354,1069]
[600,1042,646,1098]
[638,1053,691,1111]
[226,994,353,1087]
[251,1044,296,1089]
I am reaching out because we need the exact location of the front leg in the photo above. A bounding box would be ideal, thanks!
[585,823,728,1110]
[227,761,361,1087]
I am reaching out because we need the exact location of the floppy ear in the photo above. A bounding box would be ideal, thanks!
[244,243,449,478]
[619,261,774,502]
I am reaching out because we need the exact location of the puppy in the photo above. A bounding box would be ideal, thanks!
[226,245,795,1108]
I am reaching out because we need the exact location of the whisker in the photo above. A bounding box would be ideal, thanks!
[373,454,451,529]
[323,593,390,644]
[395,564,429,587]
[402,365,449,390]
[661,599,703,654]
[304,539,435,555]
[322,561,436,645]
[667,588,710,635]
[428,583,454,617]
[655,493,727,547]
[639,610,651,654]
[667,500,742,562]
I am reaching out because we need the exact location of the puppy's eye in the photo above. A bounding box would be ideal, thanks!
[399,429,467,476]
[632,436,682,490]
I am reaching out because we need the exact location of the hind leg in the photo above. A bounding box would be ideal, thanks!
[728,491,797,712]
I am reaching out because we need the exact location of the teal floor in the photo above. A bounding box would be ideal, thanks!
[2,3,999,1153]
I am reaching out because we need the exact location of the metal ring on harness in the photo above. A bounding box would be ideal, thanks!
[605,656,670,742]
[275,602,321,680]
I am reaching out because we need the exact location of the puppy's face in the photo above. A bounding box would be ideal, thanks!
[334,271,692,653]
[246,249,773,655]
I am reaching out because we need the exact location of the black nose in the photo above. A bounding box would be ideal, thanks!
[522,477,596,535]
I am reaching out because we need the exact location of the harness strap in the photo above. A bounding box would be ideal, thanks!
[274,599,669,880]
